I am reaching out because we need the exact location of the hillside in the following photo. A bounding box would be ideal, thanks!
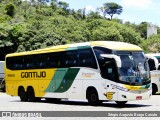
[0,0,160,60]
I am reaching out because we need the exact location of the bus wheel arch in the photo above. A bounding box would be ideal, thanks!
[18,86,27,102]
[152,83,158,95]
[86,87,101,105]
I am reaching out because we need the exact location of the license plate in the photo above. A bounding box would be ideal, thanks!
[136,96,142,100]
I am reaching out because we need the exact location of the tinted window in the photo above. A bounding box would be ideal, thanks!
[93,47,112,59]
[48,52,64,68]
[78,49,97,69]
[6,49,97,70]
[23,56,34,69]
[6,57,13,70]
[65,51,77,67]
[103,58,118,81]
[6,52,65,70]
[34,54,48,69]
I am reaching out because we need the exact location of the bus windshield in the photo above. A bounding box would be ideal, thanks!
[116,51,150,86]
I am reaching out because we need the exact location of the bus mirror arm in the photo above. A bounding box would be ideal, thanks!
[100,54,121,68]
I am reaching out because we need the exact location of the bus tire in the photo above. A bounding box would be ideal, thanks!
[18,87,27,102]
[87,88,101,105]
[27,87,36,102]
[116,101,127,106]
[152,84,158,95]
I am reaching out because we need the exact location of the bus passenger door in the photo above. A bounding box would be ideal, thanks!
[101,58,118,101]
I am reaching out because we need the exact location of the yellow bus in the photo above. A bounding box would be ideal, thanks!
[5,41,151,105]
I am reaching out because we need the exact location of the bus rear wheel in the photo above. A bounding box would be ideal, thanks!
[27,87,41,102]
[18,87,27,102]
[27,87,36,102]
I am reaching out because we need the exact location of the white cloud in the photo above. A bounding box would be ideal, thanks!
[85,5,96,12]
[121,0,153,9]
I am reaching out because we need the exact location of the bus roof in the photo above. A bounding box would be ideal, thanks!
[90,41,142,51]
[146,53,160,57]
[6,41,142,57]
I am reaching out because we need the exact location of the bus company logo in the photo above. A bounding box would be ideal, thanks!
[82,72,95,78]
[21,71,46,78]
[104,92,115,100]
[111,84,129,92]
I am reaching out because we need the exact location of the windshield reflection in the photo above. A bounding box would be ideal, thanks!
[117,52,150,86]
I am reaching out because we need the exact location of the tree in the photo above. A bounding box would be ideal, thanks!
[136,22,147,39]
[124,22,148,39]
[5,3,16,18]
[0,24,14,60]
[102,2,123,20]
[140,34,160,53]
[86,11,102,20]
[50,1,57,10]
[14,0,22,6]
[38,0,50,4]
[58,1,69,10]
[87,19,142,45]
[0,0,146,60]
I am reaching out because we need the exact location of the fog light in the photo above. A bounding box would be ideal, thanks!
[122,95,127,98]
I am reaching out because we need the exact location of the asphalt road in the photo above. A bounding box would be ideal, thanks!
[1,92,160,120]
[0,92,160,111]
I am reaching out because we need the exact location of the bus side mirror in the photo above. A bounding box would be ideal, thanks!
[158,64,160,70]
[100,54,121,68]
[145,55,159,70]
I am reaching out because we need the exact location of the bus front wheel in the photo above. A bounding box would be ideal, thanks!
[87,88,101,105]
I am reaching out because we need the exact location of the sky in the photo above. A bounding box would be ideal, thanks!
[60,0,160,26]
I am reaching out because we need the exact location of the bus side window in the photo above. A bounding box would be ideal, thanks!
[14,56,24,70]
[93,47,112,59]
[101,58,118,81]
[24,56,34,69]
[148,59,156,71]
[48,52,64,68]
[65,51,77,67]
[6,57,13,70]
[78,49,97,69]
